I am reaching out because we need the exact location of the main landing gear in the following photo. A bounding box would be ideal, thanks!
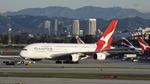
[55,60,79,64]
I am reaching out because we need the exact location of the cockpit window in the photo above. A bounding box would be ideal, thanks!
[22,49,27,51]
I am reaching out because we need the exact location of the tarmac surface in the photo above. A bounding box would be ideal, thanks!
[0,59,150,84]
[0,65,150,75]
[0,77,150,84]
[0,59,150,75]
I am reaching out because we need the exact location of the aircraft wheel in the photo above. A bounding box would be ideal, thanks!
[56,60,62,64]
[63,60,70,64]
[3,61,7,63]
[21,61,24,64]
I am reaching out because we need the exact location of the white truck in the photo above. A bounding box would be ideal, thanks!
[123,54,138,62]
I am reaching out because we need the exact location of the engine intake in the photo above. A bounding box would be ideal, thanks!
[93,53,106,60]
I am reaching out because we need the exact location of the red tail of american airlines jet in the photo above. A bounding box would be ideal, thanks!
[96,19,118,52]
[138,37,150,54]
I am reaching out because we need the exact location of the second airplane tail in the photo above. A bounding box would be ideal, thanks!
[138,37,150,54]
[121,37,135,49]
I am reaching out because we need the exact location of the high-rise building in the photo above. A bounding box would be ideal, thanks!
[88,19,96,35]
[54,19,58,35]
[80,30,84,36]
[66,25,72,37]
[44,20,51,35]
[0,37,2,45]
[72,20,80,36]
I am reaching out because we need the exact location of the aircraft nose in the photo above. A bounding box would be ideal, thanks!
[20,49,28,58]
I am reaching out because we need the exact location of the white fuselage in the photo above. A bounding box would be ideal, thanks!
[20,43,97,59]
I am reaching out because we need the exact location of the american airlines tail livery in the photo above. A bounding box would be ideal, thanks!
[19,19,118,64]
[138,37,150,54]
[121,37,141,52]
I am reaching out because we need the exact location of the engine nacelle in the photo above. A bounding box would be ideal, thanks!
[69,54,80,62]
[30,59,42,61]
[93,53,106,60]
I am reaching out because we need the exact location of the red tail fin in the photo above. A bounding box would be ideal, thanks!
[138,37,150,54]
[96,19,118,52]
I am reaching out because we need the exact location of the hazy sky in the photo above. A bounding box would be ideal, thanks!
[0,0,149,13]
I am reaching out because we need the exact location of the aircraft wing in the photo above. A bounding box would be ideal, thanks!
[48,48,137,62]
[49,47,137,58]
[105,48,139,54]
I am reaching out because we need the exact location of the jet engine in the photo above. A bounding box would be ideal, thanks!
[69,54,80,62]
[30,59,42,61]
[93,53,106,60]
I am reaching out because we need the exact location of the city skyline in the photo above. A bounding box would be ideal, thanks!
[0,0,149,13]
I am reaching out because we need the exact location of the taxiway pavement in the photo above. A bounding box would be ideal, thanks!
[0,59,150,75]
[0,77,150,84]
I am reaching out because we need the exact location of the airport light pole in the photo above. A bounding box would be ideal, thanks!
[8,28,12,46]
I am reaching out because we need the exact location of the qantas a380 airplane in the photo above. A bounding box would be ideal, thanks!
[1,19,118,65]
[19,19,118,64]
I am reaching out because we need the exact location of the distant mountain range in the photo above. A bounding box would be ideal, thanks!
[4,6,150,20]
[0,15,150,35]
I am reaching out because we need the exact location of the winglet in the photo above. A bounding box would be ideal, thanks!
[96,19,118,52]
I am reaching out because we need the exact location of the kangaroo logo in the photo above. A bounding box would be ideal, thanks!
[100,28,115,51]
